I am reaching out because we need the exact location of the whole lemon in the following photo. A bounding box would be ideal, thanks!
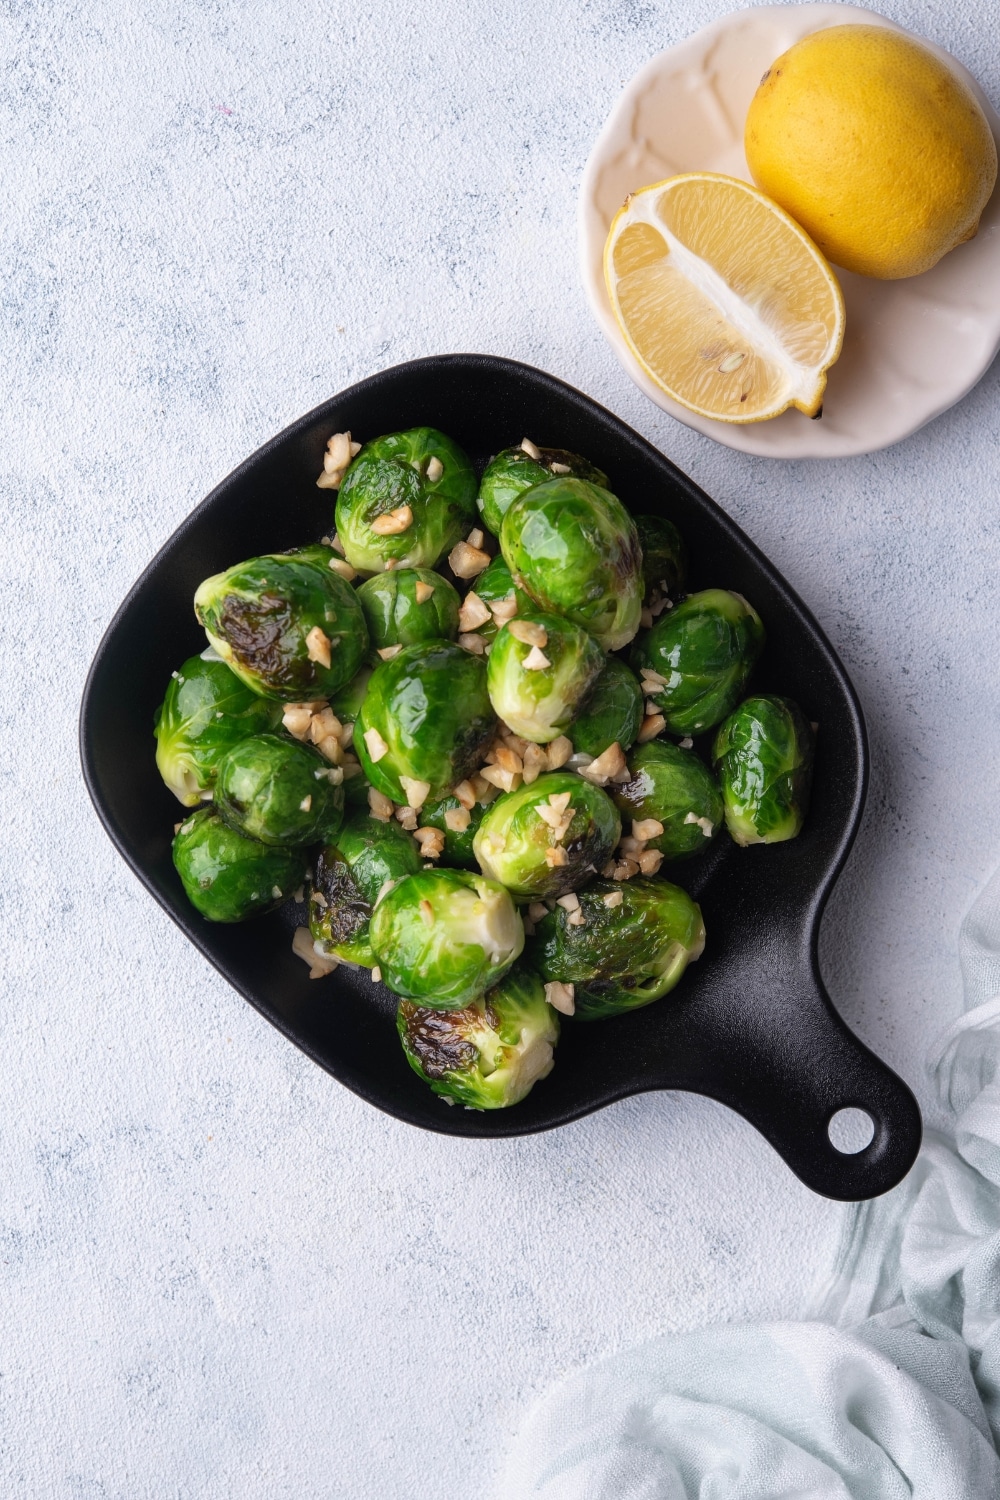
[744,25,997,279]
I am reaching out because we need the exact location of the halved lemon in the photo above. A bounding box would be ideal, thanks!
[604,173,845,423]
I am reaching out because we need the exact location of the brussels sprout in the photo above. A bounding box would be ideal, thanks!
[370,868,524,1008]
[501,477,643,651]
[154,654,281,806]
[634,513,688,599]
[214,733,344,847]
[569,657,643,760]
[474,772,621,901]
[357,567,460,661]
[477,444,608,537]
[469,554,529,643]
[612,741,723,859]
[397,966,559,1109]
[172,808,307,923]
[335,428,476,573]
[309,811,423,966]
[418,793,488,869]
[355,641,496,803]
[328,665,373,723]
[486,613,604,744]
[529,876,705,1021]
[712,695,815,846]
[194,545,369,702]
[632,589,765,736]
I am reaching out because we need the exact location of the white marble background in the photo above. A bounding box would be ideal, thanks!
[3,0,999,1494]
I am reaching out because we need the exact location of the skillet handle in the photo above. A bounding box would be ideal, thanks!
[705,958,923,1200]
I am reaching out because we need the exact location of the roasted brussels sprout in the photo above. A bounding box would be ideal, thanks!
[356,567,460,660]
[309,811,423,965]
[397,966,559,1109]
[634,513,688,599]
[418,793,488,869]
[477,444,608,537]
[172,808,307,923]
[612,741,723,859]
[214,733,344,847]
[486,613,604,743]
[154,653,281,806]
[370,869,524,1008]
[474,772,621,901]
[335,428,476,573]
[632,589,765,736]
[355,641,496,804]
[529,876,705,1021]
[569,657,643,760]
[194,545,369,701]
[469,554,528,643]
[500,477,643,651]
[712,695,815,846]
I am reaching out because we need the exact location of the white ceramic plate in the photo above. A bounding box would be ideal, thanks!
[579,4,1000,458]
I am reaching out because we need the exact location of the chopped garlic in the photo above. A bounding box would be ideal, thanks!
[522,645,550,671]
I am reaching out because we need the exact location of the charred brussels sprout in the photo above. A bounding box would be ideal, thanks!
[470,554,528,643]
[397,967,559,1109]
[612,741,723,859]
[474,772,620,901]
[356,567,460,660]
[569,657,643,760]
[635,513,688,599]
[477,444,608,537]
[335,428,476,573]
[309,811,422,966]
[370,869,524,1008]
[194,545,369,702]
[172,808,307,923]
[632,589,764,736]
[214,733,344,847]
[712,695,815,846]
[500,477,643,651]
[418,793,488,869]
[355,641,496,803]
[486,613,604,744]
[529,876,705,1021]
[154,654,281,806]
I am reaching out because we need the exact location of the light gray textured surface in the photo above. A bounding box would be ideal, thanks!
[3,1,998,1494]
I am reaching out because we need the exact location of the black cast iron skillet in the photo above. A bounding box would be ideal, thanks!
[79,354,922,1200]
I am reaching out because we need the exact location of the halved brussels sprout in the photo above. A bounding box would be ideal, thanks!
[612,741,723,859]
[355,641,496,803]
[418,793,488,869]
[469,554,529,643]
[477,445,608,537]
[309,811,423,965]
[194,544,369,701]
[357,567,460,660]
[473,771,620,901]
[569,657,643,760]
[635,512,688,599]
[154,654,281,806]
[500,477,643,651]
[632,589,765,736]
[335,428,476,573]
[214,733,344,847]
[712,695,815,846]
[528,875,705,1020]
[486,613,604,744]
[397,966,559,1109]
[172,808,307,923]
[369,869,524,1008]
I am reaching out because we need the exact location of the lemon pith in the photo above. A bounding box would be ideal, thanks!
[744,25,998,280]
[603,173,845,425]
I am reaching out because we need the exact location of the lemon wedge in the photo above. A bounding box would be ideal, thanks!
[604,173,845,423]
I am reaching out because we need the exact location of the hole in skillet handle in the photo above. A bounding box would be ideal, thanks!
[828,1107,876,1154]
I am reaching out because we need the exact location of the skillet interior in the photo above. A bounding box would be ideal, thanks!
[79,355,921,1199]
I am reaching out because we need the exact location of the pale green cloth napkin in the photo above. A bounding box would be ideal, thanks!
[498,868,1000,1498]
